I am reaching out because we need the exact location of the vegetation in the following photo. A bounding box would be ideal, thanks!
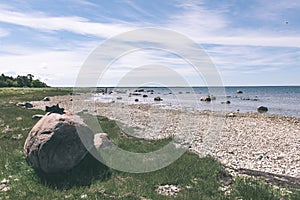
[0,88,299,199]
[0,74,48,88]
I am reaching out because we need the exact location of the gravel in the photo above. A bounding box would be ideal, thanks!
[31,94,300,178]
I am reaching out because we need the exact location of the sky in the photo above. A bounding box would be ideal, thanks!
[0,0,299,86]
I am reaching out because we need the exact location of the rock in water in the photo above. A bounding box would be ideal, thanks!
[200,96,211,102]
[154,96,163,101]
[257,106,268,113]
[23,113,94,173]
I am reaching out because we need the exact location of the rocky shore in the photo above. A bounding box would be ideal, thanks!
[31,93,300,179]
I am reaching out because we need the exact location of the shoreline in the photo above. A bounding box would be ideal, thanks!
[31,93,300,178]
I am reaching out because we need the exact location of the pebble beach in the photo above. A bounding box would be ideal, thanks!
[31,93,300,179]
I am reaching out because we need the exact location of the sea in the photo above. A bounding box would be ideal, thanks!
[93,86,300,118]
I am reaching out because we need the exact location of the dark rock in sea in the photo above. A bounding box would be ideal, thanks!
[134,99,139,102]
[132,93,141,96]
[257,106,268,113]
[45,104,65,114]
[154,96,163,101]
[221,101,231,104]
[236,90,243,94]
[147,89,154,93]
[143,94,148,98]
[32,114,44,119]
[200,96,211,102]
[42,97,50,101]
[241,97,250,100]
[116,96,122,100]
[135,89,145,92]
[23,113,95,173]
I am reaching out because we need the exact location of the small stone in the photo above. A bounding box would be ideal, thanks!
[1,186,10,192]
[227,113,236,117]
[11,134,23,140]
[16,117,22,121]
[80,194,88,199]
[42,97,50,101]
[1,178,8,184]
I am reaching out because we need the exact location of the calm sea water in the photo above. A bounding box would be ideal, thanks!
[94,86,300,118]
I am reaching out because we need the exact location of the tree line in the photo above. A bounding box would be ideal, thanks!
[0,74,49,87]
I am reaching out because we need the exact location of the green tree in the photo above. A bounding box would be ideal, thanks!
[0,73,48,88]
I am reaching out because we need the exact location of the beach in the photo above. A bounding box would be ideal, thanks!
[31,93,300,179]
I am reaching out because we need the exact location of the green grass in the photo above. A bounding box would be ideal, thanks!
[0,87,299,199]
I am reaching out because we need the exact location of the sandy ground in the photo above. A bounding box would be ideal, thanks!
[31,93,300,178]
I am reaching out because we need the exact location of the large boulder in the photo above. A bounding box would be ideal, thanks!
[23,113,95,173]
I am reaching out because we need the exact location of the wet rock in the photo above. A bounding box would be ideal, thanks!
[132,93,141,96]
[134,89,145,92]
[134,99,139,102]
[257,106,268,113]
[221,101,231,104]
[154,96,163,101]
[236,90,243,94]
[142,94,148,98]
[200,96,211,102]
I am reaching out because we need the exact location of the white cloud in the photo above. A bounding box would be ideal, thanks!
[163,1,300,48]
[0,45,92,86]
[168,1,228,35]
[0,7,136,38]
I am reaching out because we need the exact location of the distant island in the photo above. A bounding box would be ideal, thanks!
[0,73,48,88]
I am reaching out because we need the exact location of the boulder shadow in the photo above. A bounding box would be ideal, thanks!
[35,152,111,189]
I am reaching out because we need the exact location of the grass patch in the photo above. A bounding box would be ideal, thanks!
[0,88,299,199]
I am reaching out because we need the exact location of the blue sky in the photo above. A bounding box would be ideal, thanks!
[0,0,299,86]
